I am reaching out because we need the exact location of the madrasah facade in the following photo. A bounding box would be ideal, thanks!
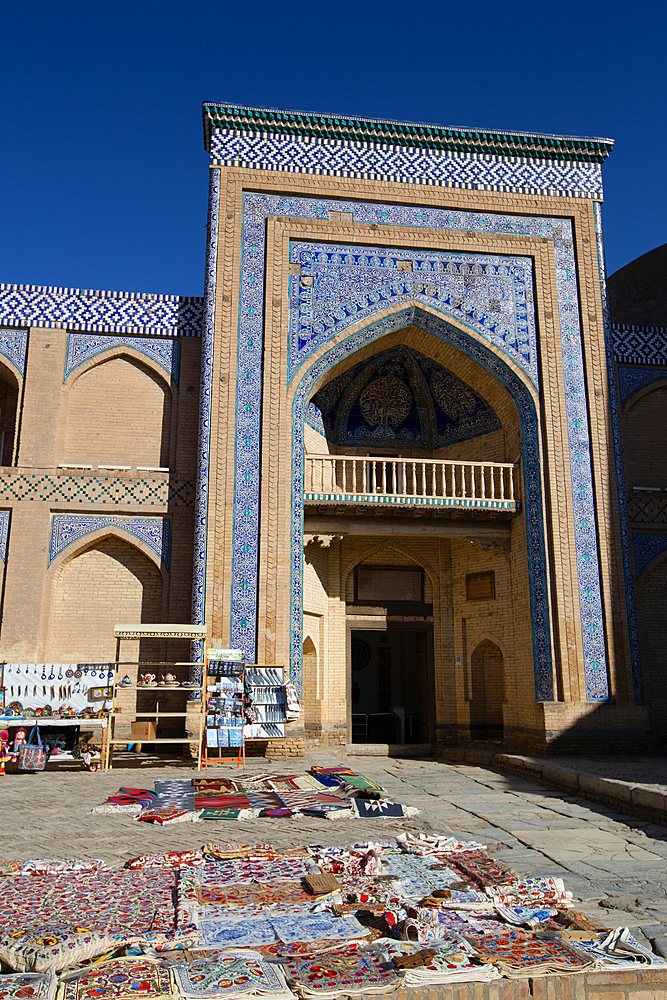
[0,102,665,754]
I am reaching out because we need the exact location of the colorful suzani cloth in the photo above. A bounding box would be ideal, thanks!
[58,959,176,1000]
[172,949,292,1000]
[0,867,194,950]
[464,928,594,977]
[282,945,400,998]
[0,968,57,1000]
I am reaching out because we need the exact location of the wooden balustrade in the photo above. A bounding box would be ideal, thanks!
[304,455,518,511]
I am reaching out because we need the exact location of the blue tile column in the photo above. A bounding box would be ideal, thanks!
[190,168,220,682]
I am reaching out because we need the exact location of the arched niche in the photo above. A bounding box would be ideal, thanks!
[469,637,504,740]
[0,360,20,466]
[621,380,667,489]
[48,533,164,664]
[306,344,504,461]
[62,353,172,469]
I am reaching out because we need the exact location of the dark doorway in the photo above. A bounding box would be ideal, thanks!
[350,626,433,743]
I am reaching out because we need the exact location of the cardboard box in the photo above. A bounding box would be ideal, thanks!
[131,721,156,740]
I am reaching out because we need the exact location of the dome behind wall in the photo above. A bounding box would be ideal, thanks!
[608,242,667,327]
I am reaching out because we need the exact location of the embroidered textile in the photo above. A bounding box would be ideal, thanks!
[18,859,108,876]
[0,868,185,947]
[199,809,244,821]
[282,945,399,997]
[0,926,118,974]
[489,877,572,908]
[201,859,316,885]
[379,937,500,985]
[126,851,202,870]
[448,851,517,888]
[136,808,199,825]
[58,959,175,1000]
[465,929,591,976]
[172,950,292,1000]
[0,968,57,1000]
[351,800,412,819]
[198,883,317,914]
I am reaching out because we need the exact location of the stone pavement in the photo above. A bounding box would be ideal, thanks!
[4,747,667,957]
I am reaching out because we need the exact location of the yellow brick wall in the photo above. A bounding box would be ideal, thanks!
[61,355,172,469]
[47,535,163,663]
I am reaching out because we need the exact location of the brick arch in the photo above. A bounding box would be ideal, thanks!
[45,531,165,664]
[285,303,552,700]
[65,345,175,393]
[47,525,167,581]
[341,542,438,598]
[621,380,667,490]
[60,352,173,469]
[0,358,21,466]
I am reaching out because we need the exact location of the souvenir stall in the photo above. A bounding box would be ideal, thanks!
[202,650,291,769]
[103,623,207,771]
[0,661,111,770]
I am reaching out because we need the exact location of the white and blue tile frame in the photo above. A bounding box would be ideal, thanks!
[617,365,667,408]
[633,533,667,577]
[49,514,170,569]
[190,168,221,671]
[0,510,10,563]
[593,202,642,700]
[64,333,180,383]
[290,305,553,700]
[0,328,28,376]
[232,189,609,700]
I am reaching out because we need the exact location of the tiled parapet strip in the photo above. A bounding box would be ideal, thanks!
[0,469,195,506]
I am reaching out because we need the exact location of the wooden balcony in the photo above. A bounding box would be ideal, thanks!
[304,455,518,512]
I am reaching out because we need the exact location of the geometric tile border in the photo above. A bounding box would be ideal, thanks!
[190,168,221,671]
[627,495,667,524]
[0,285,203,337]
[612,323,667,365]
[210,129,606,200]
[0,328,28,376]
[64,333,180,383]
[49,513,171,569]
[633,531,667,577]
[228,187,608,700]
[0,473,195,506]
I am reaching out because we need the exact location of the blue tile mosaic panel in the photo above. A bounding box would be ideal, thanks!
[289,242,538,385]
[0,509,10,563]
[210,130,604,199]
[49,514,170,569]
[0,328,28,376]
[617,365,667,408]
[291,306,553,700]
[594,203,642,699]
[190,168,220,671]
[226,189,608,701]
[0,284,203,337]
[633,532,667,577]
[65,333,180,383]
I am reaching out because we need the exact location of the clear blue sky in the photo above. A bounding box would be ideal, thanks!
[1,0,664,296]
